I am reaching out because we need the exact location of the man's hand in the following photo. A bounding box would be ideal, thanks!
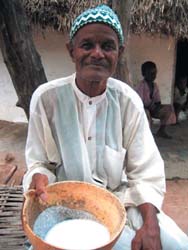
[29,173,49,202]
[132,203,162,250]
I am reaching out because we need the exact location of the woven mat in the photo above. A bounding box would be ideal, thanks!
[0,185,26,250]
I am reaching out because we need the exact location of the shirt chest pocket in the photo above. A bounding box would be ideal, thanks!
[103,145,126,190]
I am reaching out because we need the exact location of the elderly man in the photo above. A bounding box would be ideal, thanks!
[23,4,188,250]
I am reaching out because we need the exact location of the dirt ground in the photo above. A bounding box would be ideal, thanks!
[0,120,27,184]
[0,118,188,180]
[152,119,188,179]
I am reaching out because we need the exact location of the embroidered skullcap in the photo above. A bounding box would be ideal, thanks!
[70,4,124,45]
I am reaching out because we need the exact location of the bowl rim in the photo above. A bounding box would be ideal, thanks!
[22,180,126,250]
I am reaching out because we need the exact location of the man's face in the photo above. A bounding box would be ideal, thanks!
[144,67,157,83]
[67,23,124,84]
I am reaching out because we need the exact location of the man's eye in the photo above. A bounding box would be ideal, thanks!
[102,43,116,51]
[81,42,93,50]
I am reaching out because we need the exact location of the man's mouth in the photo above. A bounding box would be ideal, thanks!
[86,62,107,68]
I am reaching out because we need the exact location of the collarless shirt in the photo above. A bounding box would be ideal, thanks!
[23,73,165,210]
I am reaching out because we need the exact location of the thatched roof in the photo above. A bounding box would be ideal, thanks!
[23,0,108,32]
[23,0,188,39]
[131,0,188,39]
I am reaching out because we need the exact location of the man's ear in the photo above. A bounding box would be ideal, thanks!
[66,41,75,62]
[118,44,125,59]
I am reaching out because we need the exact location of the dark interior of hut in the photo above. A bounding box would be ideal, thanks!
[175,39,188,80]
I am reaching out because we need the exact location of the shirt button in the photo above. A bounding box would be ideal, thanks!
[88,136,92,140]
[89,101,92,105]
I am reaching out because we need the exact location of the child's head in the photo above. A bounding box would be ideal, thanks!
[141,61,157,82]
[176,75,187,91]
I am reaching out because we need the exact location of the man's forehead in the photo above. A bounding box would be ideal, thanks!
[73,23,119,43]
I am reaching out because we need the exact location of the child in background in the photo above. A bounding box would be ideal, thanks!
[174,75,188,123]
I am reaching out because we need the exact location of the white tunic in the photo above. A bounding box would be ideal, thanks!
[23,73,165,210]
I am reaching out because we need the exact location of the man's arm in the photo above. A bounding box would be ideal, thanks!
[29,173,49,201]
[23,109,57,192]
[23,89,58,192]
[123,108,166,210]
[131,203,161,250]
[122,96,164,250]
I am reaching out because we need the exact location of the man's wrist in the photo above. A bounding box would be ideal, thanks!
[138,202,158,222]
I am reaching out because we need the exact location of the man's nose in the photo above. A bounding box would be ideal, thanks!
[91,45,104,58]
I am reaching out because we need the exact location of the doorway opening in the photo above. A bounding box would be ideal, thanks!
[174,39,188,122]
[175,39,188,81]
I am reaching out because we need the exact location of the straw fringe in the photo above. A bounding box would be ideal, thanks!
[130,0,188,39]
[22,0,188,39]
[22,0,108,32]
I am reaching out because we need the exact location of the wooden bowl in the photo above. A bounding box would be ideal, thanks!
[22,181,126,250]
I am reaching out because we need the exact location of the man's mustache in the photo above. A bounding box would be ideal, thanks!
[86,61,108,67]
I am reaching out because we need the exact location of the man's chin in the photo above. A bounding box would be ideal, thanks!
[83,72,109,83]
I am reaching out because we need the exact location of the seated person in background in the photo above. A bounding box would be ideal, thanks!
[135,61,176,139]
[174,74,188,123]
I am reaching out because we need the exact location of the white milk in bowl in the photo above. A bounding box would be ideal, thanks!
[44,219,110,249]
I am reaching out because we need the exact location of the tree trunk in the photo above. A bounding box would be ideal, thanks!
[0,0,47,118]
[112,0,134,86]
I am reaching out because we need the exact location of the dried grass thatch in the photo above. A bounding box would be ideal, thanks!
[130,0,188,39]
[22,0,108,32]
[22,0,188,39]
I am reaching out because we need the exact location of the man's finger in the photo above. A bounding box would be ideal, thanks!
[32,173,49,201]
